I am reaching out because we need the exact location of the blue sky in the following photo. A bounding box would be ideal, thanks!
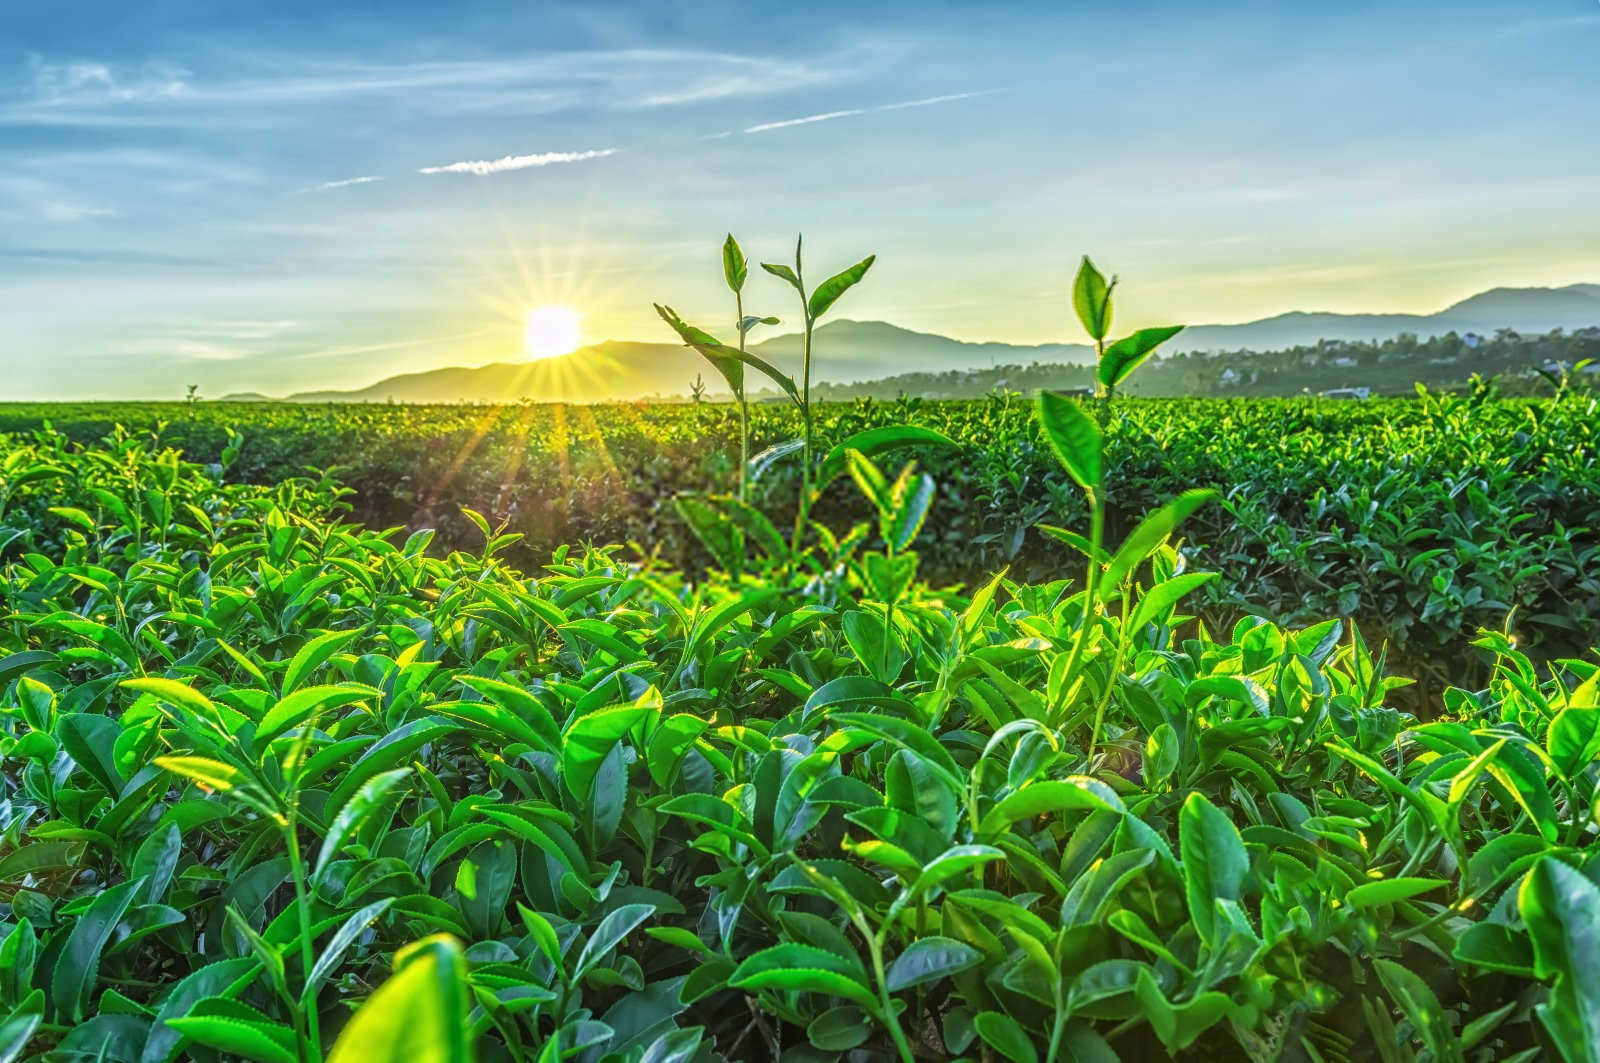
[3,0,1598,398]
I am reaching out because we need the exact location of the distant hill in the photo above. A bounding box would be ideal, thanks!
[1168,284,1600,353]
[745,320,1094,381]
[259,323,1096,404]
[227,284,1600,403]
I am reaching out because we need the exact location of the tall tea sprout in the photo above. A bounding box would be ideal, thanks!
[722,234,779,501]
[1073,255,1183,426]
[658,234,875,556]
[653,239,785,500]
[762,235,875,548]
[1043,258,1210,760]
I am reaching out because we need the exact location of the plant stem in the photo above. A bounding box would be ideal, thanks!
[284,812,323,1061]
[735,290,748,503]
[1087,583,1133,762]
[791,254,813,556]
[1056,492,1104,730]
[867,931,916,1063]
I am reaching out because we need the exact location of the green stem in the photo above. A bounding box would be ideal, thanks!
[1087,583,1133,762]
[868,931,916,1063]
[735,290,749,504]
[738,396,749,504]
[1055,494,1104,730]
[284,813,323,1062]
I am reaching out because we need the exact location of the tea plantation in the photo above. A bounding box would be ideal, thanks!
[4,386,1599,692]
[1,391,1597,1061]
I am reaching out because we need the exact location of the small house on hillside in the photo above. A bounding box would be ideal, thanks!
[1321,386,1372,400]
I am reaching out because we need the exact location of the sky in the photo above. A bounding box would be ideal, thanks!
[3,0,1599,399]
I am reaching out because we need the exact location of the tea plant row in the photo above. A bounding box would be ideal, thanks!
[0,404,1596,1060]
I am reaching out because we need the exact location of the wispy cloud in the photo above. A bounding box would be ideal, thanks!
[877,89,1000,111]
[307,175,384,192]
[419,148,619,177]
[0,176,118,223]
[737,88,1000,136]
[6,49,854,127]
[111,338,249,361]
[292,330,491,360]
[744,109,865,134]
[25,55,190,104]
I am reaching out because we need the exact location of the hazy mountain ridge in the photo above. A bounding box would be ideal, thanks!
[229,284,1600,403]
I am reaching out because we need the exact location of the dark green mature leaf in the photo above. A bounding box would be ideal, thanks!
[282,629,360,694]
[1100,489,1217,592]
[163,1010,297,1063]
[803,676,907,716]
[1037,391,1101,493]
[816,425,958,488]
[1547,707,1600,780]
[574,903,657,980]
[0,991,43,1063]
[1375,958,1465,1063]
[729,944,877,1011]
[886,937,981,991]
[675,494,743,572]
[1178,793,1247,947]
[1520,857,1600,1058]
[140,959,260,1063]
[808,1006,871,1051]
[314,769,411,882]
[51,877,144,1023]
[562,703,656,798]
[974,1010,1038,1063]
[56,713,125,796]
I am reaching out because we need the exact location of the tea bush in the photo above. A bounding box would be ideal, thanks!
[2,385,1595,688]
[1,403,1597,1061]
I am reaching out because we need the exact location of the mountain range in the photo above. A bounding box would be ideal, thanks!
[230,283,1600,403]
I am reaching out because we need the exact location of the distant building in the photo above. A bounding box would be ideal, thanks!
[1463,333,1483,349]
[1429,356,1459,365]
[1219,367,1239,384]
[1330,356,1358,369]
[1321,386,1372,400]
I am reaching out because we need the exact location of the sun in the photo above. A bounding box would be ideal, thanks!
[524,305,581,360]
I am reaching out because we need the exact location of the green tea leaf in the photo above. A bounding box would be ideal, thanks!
[886,936,980,992]
[327,934,474,1063]
[1072,256,1114,341]
[1037,391,1101,493]
[1178,792,1247,948]
[722,233,747,293]
[807,255,875,320]
[1098,325,1183,389]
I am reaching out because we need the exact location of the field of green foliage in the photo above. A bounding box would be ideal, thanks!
[2,250,1598,1062]
[3,394,1599,1062]
[3,380,1597,697]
